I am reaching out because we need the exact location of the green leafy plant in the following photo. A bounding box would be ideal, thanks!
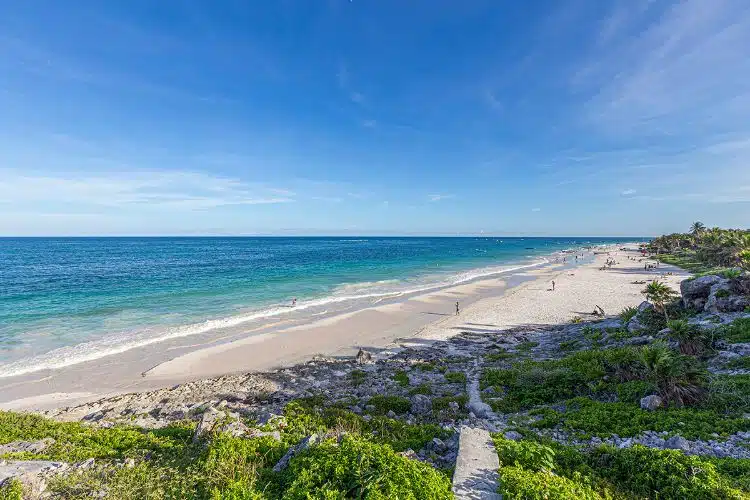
[643,281,678,321]
[640,343,707,406]
[720,318,750,343]
[444,371,467,384]
[351,369,367,386]
[391,370,409,387]
[619,306,639,323]
[367,395,411,415]
[666,319,711,357]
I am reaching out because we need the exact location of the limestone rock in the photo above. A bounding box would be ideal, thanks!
[0,438,55,455]
[705,281,750,313]
[410,394,432,416]
[0,460,69,498]
[192,407,224,443]
[503,430,523,441]
[640,394,664,411]
[273,434,319,472]
[355,349,373,364]
[665,435,690,452]
[681,275,725,309]
[627,302,653,334]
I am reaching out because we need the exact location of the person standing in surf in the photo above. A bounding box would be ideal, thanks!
[455,301,460,315]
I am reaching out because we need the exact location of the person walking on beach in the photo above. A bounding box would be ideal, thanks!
[455,301,460,316]
[552,280,555,291]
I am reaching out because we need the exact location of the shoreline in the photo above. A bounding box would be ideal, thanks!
[0,243,672,412]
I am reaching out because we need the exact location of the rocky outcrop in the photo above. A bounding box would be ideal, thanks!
[681,275,725,310]
[705,281,750,313]
[627,301,653,334]
[640,395,664,411]
[0,439,54,455]
[355,349,373,364]
[0,460,68,499]
[410,394,432,415]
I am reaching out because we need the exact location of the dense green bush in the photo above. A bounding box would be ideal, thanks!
[480,347,644,411]
[367,395,411,415]
[492,435,748,499]
[721,318,750,344]
[531,398,750,440]
[444,371,467,384]
[0,411,194,462]
[392,370,409,387]
[707,374,750,414]
[280,435,453,499]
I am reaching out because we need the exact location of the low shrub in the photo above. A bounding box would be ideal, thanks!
[444,371,467,384]
[707,375,750,414]
[667,319,713,357]
[480,347,644,411]
[619,306,638,323]
[280,435,453,499]
[392,370,409,387]
[351,369,367,385]
[367,396,411,415]
[491,435,748,499]
[720,318,750,343]
[531,397,750,440]
[408,384,432,396]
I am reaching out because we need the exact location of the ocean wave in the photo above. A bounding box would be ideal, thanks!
[0,259,547,378]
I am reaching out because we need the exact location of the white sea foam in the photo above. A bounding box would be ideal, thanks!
[0,258,548,378]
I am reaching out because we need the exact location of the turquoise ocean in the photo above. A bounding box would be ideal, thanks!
[0,237,640,378]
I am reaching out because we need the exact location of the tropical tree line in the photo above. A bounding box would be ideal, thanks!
[647,222,750,270]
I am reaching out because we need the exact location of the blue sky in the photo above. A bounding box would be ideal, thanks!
[1,0,748,236]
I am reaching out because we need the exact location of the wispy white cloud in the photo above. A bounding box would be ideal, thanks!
[362,119,377,128]
[0,170,295,211]
[579,1,750,137]
[428,194,455,202]
[621,188,636,196]
[531,207,541,212]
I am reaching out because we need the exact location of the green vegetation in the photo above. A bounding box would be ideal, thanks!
[559,340,580,351]
[492,435,747,499]
[485,348,513,362]
[649,224,750,271]
[432,395,468,413]
[392,370,409,387]
[444,371,467,384]
[667,319,713,357]
[351,369,366,385]
[367,395,411,415]
[619,306,638,323]
[725,357,750,370]
[0,479,23,500]
[516,341,539,352]
[414,361,437,372]
[531,398,750,440]
[720,317,750,343]
[640,342,707,406]
[279,435,452,499]
[643,281,678,321]
[408,384,433,396]
[2,401,453,499]
[707,375,750,414]
[480,347,646,412]
[0,411,193,463]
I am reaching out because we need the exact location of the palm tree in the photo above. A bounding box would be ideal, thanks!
[689,221,706,235]
[643,280,677,321]
[640,343,706,406]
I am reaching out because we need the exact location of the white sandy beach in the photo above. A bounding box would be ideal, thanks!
[0,246,688,411]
